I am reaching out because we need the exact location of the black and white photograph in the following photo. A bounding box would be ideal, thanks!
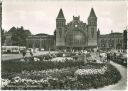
[1,0,127,90]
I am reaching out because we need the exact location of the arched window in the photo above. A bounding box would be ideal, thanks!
[91,28,94,38]
[65,29,86,47]
[118,39,120,43]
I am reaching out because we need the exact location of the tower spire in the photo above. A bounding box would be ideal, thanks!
[56,8,66,28]
[57,8,65,19]
[89,8,97,17]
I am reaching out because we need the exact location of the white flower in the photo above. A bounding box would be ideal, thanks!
[13,76,21,83]
[34,57,40,61]
[20,59,25,62]
[51,57,73,62]
[1,79,10,87]
[75,66,108,76]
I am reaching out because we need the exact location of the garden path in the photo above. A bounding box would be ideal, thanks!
[90,60,127,90]
[99,61,127,90]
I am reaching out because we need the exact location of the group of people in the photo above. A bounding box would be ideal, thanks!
[61,49,113,63]
[20,48,125,63]
[98,50,125,63]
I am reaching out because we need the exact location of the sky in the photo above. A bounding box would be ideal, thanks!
[2,0,127,35]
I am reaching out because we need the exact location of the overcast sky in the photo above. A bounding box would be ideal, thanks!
[2,0,127,35]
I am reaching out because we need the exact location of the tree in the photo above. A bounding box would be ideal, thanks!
[1,29,7,45]
[8,26,32,46]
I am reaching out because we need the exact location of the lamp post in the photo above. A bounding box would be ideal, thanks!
[33,36,35,53]
[39,38,42,51]
[98,44,100,61]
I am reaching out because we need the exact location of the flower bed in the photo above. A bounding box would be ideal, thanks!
[51,57,73,62]
[2,63,121,90]
[1,56,84,73]
[2,67,77,90]
[55,52,76,57]
[75,63,121,89]
[75,65,107,76]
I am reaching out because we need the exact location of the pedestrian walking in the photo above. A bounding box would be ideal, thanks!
[113,52,116,60]
[107,53,110,63]
[22,49,26,58]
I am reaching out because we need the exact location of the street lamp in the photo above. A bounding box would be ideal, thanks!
[39,38,42,51]
[33,36,36,53]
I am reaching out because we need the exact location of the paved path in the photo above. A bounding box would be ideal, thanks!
[89,59,127,90]
[2,51,57,61]
[88,52,127,90]
[99,61,127,90]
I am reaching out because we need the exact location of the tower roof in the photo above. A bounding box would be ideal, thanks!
[89,8,97,17]
[57,8,65,19]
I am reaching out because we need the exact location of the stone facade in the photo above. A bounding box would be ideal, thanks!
[55,8,97,50]
[123,29,127,50]
[26,34,55,51]
[98,30,123,50]
[5,8,126,51]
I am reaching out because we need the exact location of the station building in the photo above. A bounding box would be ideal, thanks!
[54,8,98,50]
[26,33,55,51]
[4,8,126,51]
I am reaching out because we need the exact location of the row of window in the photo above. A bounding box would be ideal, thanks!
[100,39,122,44]
[57,22,65,27]
[89,21,96,25]
[100,43,123,48]
[100,38,123,48]
[27,39,55,48]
